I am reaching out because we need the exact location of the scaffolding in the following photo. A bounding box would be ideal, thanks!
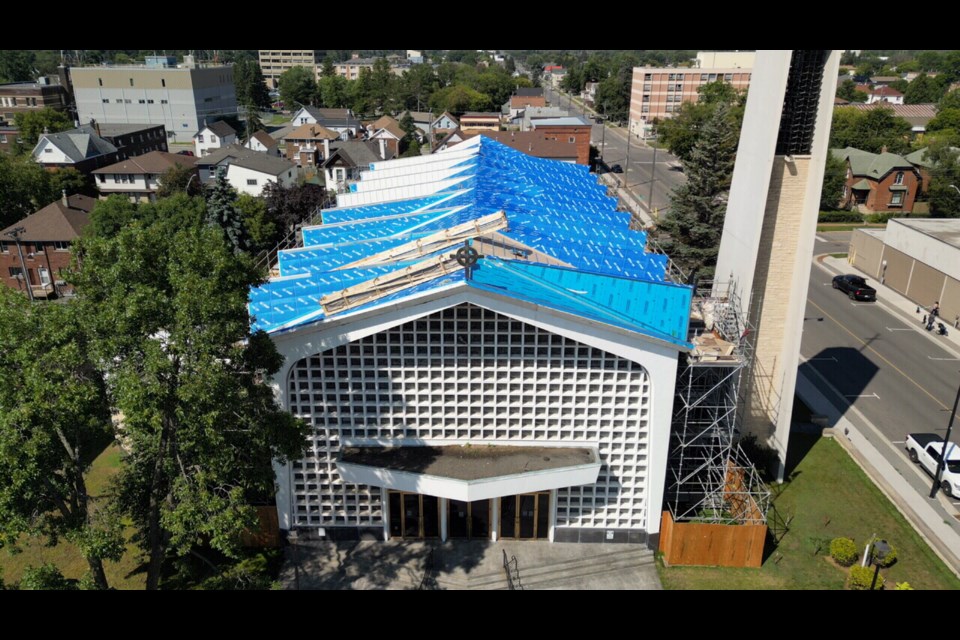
[666,280,772,526]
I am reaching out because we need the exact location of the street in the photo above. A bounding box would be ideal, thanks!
[800,232,960,515]
[542,85,686,215]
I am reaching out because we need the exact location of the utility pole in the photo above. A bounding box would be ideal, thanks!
[930,373,960,498]
[4,227,34,302]
[648,125,658,217]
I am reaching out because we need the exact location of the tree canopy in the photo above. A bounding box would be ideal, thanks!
[278,66,317,110]
[13,108,73,146]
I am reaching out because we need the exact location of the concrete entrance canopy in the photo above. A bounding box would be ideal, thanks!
[338,445,601,502]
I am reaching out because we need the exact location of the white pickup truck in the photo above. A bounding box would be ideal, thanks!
[906,433,960,497]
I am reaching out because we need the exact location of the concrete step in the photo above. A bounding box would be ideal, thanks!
[511,546,653,574]
[519,555,656,590]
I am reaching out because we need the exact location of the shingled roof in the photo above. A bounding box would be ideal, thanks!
[1,194,97,241]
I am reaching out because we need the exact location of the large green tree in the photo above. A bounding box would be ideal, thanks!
[0,50,33,83]
[157,164,201,199]
[278,65,317,110]
[234,58,271,111]
[14,108,73,146]
[0,289,124,590]
[836,79,868,103]
[72,214,307,590]
[904,73,947,104]
[205,170,249,253]
[830,106,912,154]
[922,142,960,217]
[0,154,59,229]
[656,104,738,279]
[657,81,745,164]
[820,152,848,210]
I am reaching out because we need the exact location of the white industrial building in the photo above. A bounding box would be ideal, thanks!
[250,136,693,544]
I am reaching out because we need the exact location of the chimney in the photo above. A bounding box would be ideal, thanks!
[323,137,330,159]
[881,145,888,154]
[310,126,316,138]
[379,138,386,160]
[90,118,100,137]
[62,189,68,207]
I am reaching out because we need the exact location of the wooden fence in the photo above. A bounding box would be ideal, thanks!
[659,511,767,568]
[240,505,281,548]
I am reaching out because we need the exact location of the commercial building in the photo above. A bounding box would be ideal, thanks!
[250,136,691,545]
[258,50,325,88]
[92,151,197,203]
[32,122,168,173]
[629,51,754,139]
[70,63,237,144]
[0,78,69,120]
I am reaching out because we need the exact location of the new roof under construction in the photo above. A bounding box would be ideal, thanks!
[249,136,692,347]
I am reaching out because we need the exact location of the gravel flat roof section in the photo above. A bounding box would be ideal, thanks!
[340,445,596,481]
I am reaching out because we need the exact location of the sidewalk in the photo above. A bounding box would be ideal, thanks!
[799,253,960,576]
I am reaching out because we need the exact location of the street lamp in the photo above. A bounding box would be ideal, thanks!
[950,184,960,196]
[929,372,960,498]
[3,226,34,302]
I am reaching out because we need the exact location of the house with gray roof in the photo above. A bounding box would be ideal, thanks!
[321,140,395,190]
[290,106,363,139]
[195,144,297,196]
[32,125,120,173]
[833,146,922,213]
[194,120,238,157]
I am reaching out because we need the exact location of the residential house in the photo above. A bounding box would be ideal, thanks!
[32,124,120,173]
[530,116,592,165]
[0,78,69,120]
[856,84,904,105]
[460,112,501,131]
[406,50,424,64]
[321,140,395,189]
[510,106,567,131]
[505,92,547,119]
[0,119,19,154]
[32,122,169,173]
[290,106,363,140]
[431,127,467,152]
[0,193,96,298]
[244,130,281,156]
[194,120,238,157]
[833,146,922,213]
[284,123,340,167]
[432,112,459,133]
[581,82,599,106]
[470,130,578,163]
[368,115,406,157]
[195,144,297,196]
[92,151,198,203]
[401,111,435,136]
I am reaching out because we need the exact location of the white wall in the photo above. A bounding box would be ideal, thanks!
[885,219,960,281]
[195,128,236,156]
[226,164,295,196]
[33,138,73,165]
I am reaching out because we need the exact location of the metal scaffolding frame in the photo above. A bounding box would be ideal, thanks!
[666,280,772,525]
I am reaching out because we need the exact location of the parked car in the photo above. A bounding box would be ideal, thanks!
[176,150,195,156]
[609,164,623,174]
[832,274,876,301]
[906,433,960,497]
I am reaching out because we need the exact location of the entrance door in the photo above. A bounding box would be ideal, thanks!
[448,499,490,539]
[388,491,440,539]
[499,492,550,540]
[37,266,50,286]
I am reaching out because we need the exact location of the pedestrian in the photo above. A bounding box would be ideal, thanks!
[931,301,940,318]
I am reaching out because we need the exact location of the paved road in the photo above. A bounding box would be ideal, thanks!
[801,231,960,511]
[542,85,686,214]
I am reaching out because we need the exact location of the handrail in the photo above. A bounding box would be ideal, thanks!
[502,549,523,590]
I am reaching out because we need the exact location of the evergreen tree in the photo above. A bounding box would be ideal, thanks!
[656,105,738,279]
[205,169,249,253]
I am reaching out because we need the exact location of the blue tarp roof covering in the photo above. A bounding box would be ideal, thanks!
[250,138,691,348]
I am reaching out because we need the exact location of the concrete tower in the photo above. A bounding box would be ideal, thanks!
[714,50,841,478]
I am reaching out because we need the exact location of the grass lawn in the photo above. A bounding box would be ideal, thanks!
[266,113,289,126]
[659,433,960,590]
[816,223,885,233]
[0,443,146,589]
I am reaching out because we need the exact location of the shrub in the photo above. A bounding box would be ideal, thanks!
[895,581,914,590]
[819,210,864,223]
[830,537,859,566]
[865,212,899,224]
[18,564,78,590]
[849,564,884,590]
[872,542,898,568]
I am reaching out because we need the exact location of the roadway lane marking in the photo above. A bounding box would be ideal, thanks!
[891,440,906,444]
[807,356,838,362]
[851,302,874,306]
[815,235,829,243]
[928,356,960,361]
[808,298,953,412]
[844,393,880,399]
[886,327,913,332]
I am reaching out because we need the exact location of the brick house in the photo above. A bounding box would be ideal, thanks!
[283,123,340,167]
[530,117,592,165]
[833,147,922,213]
[0,193,96,298]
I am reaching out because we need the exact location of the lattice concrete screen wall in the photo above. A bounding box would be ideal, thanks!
[287,303,651,531]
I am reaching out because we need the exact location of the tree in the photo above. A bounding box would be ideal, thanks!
[234,59,271,111]
[262,182,329,236]
[18,564,79,590]
[320,58,335,78]
[0,154,59,230]
[0,50,33,83]
[830,106,912,154]
[14,108,73,146]
[315,75,349,109]
[837,79,868,103]
[399,112,416,137]
[51,167,96,198]
[278,66,317,111]
[904,73,946,104]
[205,169,249,254]
[937,89,960,113]
[657,81,745,164]
[656,105,738,279]
[820,152,848,210]
[401,137,421,158]
[157,164,201,199]
[924,143,960,217]
[0,289,124,590]
[236,193,280,254]
[428,84,491,114]
[927,108,960,133]
[71,215,307,590]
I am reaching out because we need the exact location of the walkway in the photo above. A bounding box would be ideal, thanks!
[280,539,660,590]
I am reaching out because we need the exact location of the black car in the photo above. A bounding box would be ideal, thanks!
[609,164,623,174]
[832,274,876,301]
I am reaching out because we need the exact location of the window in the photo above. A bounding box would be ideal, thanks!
[124,99,132,104]
[161,99,168,104]
[8,267,23,279]
[568,136,575,143]
[130,78,134,86]
[643,83,651,91]
[894,171,904,185]
[644,73,651,81]
[700,73,708,81]
[708,73,717,81]
[34,243,44,254]
[147,99,154,104]
[98,78,102,86]
[247,179,258,186]
[0,241,8,253]
[724,73,733,81]
[115,99,123,103]
[102,98,109,103]
[890,192,904,206]
[138,99,146,104]
[44,148,52,153]
[210,135,217,143]
[668,73,675,81]
[642,94,650,102]
[97,174,106,183]
[161,79,166,87]
[53,241,69,251]
[0,134,5,143]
